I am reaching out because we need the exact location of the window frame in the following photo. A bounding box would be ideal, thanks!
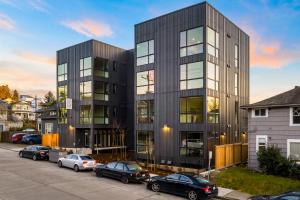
[256,135,268,152]
[136,131,154,155]
[206,61,219,91]
[136,40,154,66]
[80,57,92,77]
[58,85,68,103]
[290,107,300,126]
[94,81,109,101]
[94,105,109,125]
[80,81,92,100]
[252,108,268,118]
[57,63,68,82]
[45,123,53,133]
[80,105,92,124]
[58,107,67,124]
[287,139,300,161]
[180,27,204,57]
[180,96,203,124]
[180,61,204,90]
[136,70,155,95]
[234,73,238,95]
[234,44,239,68]
[179,131,204,157]
[137,100,154,124]
[206,27,219,58]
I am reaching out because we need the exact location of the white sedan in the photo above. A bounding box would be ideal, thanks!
[58,154,96,172]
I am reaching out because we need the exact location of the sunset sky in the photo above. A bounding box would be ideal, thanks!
[0,0,299,103]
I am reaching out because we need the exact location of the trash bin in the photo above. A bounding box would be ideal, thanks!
[49,149,68,163]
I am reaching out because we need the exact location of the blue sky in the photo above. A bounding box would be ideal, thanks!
[0,0,300,103]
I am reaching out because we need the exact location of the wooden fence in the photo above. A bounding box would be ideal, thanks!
[0,132,14,143]
[215,143,248,169]
[42,133,59,147]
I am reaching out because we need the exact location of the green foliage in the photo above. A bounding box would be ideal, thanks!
[22,119,36,130]
[0,85,11,100]
[216,167,300,195]
[257,146,299,177]
[41,91,56,108]
[12,90,19,102]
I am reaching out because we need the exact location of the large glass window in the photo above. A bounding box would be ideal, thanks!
[94,105,109,124]
[180,27,203,57]
[291,107,300,125]
[256,135,268,152]
[58,107,67,124]
[58,85,67,103]
[207,62,219,91]
[180,62,203,90]
[80,57,92,77]
[207,96,220,123]
[94,57,109,78]
[288,139,300,161]
[207,27,219,58]
[58,63,67,82]
[235,44,239,68]
[180,132,204,157]
[94,81,109,101]
[234,73,238,95]
[80,81,92,100]
[137,131,154,155]
[136,70,154,95]
[136,40,154,66]
[180,96,203,123]
[137,100,154,123]
[80,105,91,124]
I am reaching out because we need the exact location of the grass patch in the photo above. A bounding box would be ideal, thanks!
[216,167,300,195]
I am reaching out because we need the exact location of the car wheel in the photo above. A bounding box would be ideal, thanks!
[96,170,103,177]
[58,161,63,168]
[33,155,37,161]
[19,152,23,158]
[74,165,80,172]
[151,182,160,192]
[188,190,198,200]
[121,176,129,184]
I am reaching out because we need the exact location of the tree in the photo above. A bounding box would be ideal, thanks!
[0,85,11,100]
[11,89,19,102]
[41,91,56,108]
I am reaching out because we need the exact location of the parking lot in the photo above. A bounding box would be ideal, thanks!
[0,147,189,200]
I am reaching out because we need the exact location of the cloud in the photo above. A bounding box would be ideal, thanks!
[0,13,15,31]
[28,0,50,13]
[14,51,55,66]
[62,19,113,37]
[241,25,300,69]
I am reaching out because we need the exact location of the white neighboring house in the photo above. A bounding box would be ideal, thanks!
[242,86,300,170]
[0,100,23,132]
[11,101,36,121]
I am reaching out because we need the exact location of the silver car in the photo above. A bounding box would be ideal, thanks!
[58,154,96,172]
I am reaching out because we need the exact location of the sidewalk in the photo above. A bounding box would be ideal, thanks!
[0,142,27,152]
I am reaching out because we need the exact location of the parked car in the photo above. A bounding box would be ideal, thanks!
[19,145,50,161]
[22,128,36,133]
[95,161,150,184]
[21,134,41,144]
[249,191,300,200]
[12,132,28,143]
[147,172,218,200]
[58,154,96,172]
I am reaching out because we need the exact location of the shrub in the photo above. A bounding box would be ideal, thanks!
[257,145,299,178]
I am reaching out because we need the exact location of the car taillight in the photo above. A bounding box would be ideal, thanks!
[131,172,140,177]
[200,187,211,193]
[83,161,88,164]
[40,152,45,155]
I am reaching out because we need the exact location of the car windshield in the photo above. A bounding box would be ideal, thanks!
[127,163,142,171]
[194,175,209,183]
[37,147,50,150]
[80,156,93,160]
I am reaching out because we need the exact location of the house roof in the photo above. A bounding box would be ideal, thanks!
[242,86,300,109]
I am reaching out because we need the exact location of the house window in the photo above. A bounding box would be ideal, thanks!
[45,123,53,133]
[137,131,154,155]
[256,135,268,152]
[80,57,92,77]
[136,70,154,95]
[252,108,268,118]
[80,105,91,124]
[58,85,67,103]
[136,40,154,66]
[94,105,109,124]
[57,63,67,82]
[180,96,203,123]
[207,96,219,123]
[94,57,109,78]
[235,44,239,68]
[58,108,67,124]
[137,100,154,123]
[94,81,109,101]
[287,139,300,161]
[180,27,203,57]
[180,62,203,90]
[80,81,92,100]
[290,107,300,126]
[207,62,219,91]
[180,132,204,157]
[234,73,238,95]
[207,27,219,58]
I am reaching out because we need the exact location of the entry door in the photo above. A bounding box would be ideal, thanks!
[84,131,89,147]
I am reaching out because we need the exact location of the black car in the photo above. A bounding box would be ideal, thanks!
[19,145,50,161]
[147,173,218,200]
[95,161,150,184]
[249,191,300,200]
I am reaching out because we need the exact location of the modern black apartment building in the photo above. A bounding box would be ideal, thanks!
[56,2,249,168]
[57,40,134,151]
[134,2,249,168]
